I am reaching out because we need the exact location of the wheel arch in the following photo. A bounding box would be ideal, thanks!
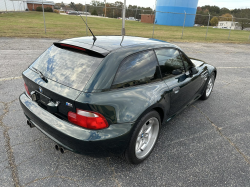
[135,104,166,125]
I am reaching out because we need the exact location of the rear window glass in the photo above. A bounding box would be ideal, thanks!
[29,45,104,90]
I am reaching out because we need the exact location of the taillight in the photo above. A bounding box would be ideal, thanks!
[24,83,30,96]
[68,109,109,130]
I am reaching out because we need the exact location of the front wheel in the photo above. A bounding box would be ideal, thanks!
[200,72,215,100]
[125,110,160,164]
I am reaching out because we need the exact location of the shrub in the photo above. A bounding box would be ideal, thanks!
[54,9,60,14]
[44,7,53,12]
[36,6,53,12]
[36,6,42,11]
[210,17,219,26]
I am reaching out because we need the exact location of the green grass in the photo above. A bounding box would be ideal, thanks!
[1,12,250,43]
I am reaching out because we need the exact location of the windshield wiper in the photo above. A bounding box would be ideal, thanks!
[31,67,48,82]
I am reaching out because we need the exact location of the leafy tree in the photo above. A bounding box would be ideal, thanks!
[220,7,230,15]
[195,14,209,25]
[91,9,98,15]
[201,5,220,15]
[233,9,250,30]
[54,3,61,9]
[210,17,218,26]
[75,3,84,11]
[220,13,233,21]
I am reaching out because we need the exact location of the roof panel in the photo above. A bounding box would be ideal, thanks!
[61,36,171,52]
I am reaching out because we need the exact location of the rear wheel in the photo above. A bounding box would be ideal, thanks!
[200,72,215,100]
[125,110,160,164]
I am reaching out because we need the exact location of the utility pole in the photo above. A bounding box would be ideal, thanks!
[152,0,157,38]
[12,1,15,11]
[205,13,210,40]
[104,0,106,17]
[135,6,138,19]
[23,0,25,11]
[85,2,88,36]
[42,0,46,34]
[120,0,126,45]
[181,11,186,39]
[228,15,233,40]
[4,0,7,11]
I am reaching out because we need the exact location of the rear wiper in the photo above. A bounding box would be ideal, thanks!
[31,67,48,82]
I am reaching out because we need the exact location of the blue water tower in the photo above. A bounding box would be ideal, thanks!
[155,0,199,27]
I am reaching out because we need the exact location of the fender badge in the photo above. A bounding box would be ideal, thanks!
[66,102,73,107]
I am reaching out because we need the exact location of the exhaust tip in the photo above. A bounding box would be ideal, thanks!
[27,120,30,126]
[55,144,60,151]
[60,147,65,154]
[27,120,35,128]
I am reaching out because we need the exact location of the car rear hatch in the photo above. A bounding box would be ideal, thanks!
[23,43,105,121]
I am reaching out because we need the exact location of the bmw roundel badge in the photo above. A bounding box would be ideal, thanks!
[39,86,43,93]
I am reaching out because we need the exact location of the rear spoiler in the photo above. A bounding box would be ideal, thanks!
[54,41,109,57]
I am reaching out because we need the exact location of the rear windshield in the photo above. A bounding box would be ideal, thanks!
[30,45,104,90]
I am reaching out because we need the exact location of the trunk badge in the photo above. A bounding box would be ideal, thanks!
[39,86,43,93]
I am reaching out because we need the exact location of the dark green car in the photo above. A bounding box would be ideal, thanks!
[20,36,216,164]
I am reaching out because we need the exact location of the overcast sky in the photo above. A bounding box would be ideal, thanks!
[56,0,250,9]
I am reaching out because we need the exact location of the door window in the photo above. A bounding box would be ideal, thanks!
[179,52,194,71]
[155,48,185,79]
[111,50,161,89]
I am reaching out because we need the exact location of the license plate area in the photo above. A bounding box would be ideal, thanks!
[35,91,51,106]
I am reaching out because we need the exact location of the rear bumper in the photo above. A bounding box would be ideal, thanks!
[19,93,134,156]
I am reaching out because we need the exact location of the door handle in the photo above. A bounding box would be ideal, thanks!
[173,87,180,94]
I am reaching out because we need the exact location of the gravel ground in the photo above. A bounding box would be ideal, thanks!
[0,37,250,187]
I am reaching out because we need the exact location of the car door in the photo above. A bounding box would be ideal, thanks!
[154,48,199,117]
[179,51,204,99]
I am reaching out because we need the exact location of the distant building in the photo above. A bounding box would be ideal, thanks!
[141,14,155,24]
[0,0,54,11]
[26,0,54,11]
[0,0,28,11]
[218,21,241,30]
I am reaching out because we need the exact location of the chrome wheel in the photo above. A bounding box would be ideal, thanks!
[135,117,159,159]
[206,77,214,97]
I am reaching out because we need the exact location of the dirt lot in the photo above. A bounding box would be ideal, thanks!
[0,37,250,186]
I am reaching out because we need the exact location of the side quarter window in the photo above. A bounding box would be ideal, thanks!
[155,48,185,79]
[111,50,161,89]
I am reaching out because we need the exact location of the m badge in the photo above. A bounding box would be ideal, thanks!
[66,102,73,107]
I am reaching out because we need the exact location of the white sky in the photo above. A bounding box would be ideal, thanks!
[55,0,250,10]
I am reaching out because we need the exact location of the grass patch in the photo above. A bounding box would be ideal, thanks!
[1,12,250,43]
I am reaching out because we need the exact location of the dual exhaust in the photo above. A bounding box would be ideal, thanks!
[27,120,66,154]
[55,144,65,154]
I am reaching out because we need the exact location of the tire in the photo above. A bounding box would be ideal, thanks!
[125,110,161,164]
[200,72,215,100]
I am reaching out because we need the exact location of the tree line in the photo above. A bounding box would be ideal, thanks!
[195,5,250,30]
[55,2,250,29]
[56,1,153,19]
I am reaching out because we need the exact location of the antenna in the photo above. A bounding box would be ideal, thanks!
[120,0,126,45]
[70,2,97,45]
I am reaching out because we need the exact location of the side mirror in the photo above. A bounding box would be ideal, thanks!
[190,67,198,75]
[172,69,182,75]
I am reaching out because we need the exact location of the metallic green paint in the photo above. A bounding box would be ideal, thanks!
[19,36,217,157]
[20,93,134,155]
